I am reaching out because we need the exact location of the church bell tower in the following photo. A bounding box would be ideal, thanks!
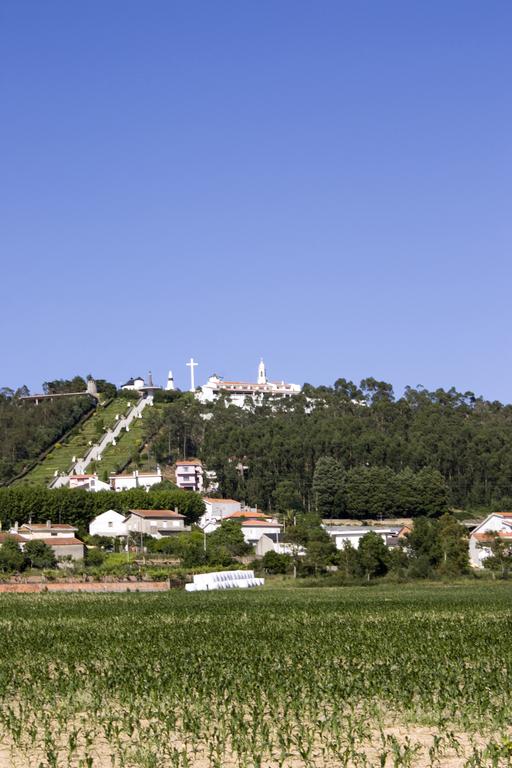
[258,358,267,385]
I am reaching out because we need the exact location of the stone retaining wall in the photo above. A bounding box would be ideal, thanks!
[0,581,170,593]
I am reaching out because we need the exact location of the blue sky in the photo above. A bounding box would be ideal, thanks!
[2,1,511,399]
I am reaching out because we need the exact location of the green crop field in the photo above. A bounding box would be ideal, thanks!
[1,583,512,767]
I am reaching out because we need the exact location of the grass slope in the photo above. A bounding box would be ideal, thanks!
[18,398,133,486]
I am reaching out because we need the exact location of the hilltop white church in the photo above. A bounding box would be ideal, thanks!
[196,360,301,407]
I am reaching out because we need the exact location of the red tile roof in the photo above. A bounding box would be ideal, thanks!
[472,532,512,540]
[128,509,184,519]
[225,511,270,520]
[39,538,84,547]
[0,532,25,544]
[111,472,161,479]
[203,498,239,504]
[241,519,281,528]
[19,523,77,531]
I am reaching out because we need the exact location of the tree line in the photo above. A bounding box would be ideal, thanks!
[262,512,470,581]
[144,379,512,517]
[0,486,205,533]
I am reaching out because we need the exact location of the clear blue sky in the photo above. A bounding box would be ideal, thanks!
[2,1,511,399]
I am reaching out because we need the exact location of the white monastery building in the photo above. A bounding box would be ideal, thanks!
[89,510,128,538]
[469,512,512,568]
[175,460,204,492]
[197,359,301,407]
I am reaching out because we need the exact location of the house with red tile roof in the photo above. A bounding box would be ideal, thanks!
[469,513,512,568]
[200,505,282,546]
[124,509,190,539]
[7,521,85,561]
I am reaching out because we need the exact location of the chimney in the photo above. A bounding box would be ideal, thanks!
[14,521,19,534]
[46,520,51,529]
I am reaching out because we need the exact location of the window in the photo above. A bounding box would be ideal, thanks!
[108,521,113,528]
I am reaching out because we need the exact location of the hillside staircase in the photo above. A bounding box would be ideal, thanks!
[50,396,154,487]
[18,396,153,488]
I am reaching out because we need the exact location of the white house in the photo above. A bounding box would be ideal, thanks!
[323,525,401,550]
[240,518,283,547]
[110,468,163,492]
[14,521,78,540]
[69,474,111,492]
[469,513,512,568]
[89,510,128,538]
[197,359,301,408]
[203,508,270,533]
[175,460,204,492]
[124,509,189,539]
[198,498,242,530]
[203,508,282,547]
[9,521,85,561]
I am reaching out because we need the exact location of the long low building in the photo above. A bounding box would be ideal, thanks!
[323,524,403,550]
[8,521,85,561]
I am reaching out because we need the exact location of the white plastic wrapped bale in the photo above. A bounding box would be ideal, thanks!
[185,570,265,592]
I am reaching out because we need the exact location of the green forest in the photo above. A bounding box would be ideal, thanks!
[0,377,120,485]
[3,375,512,519]
[0,385,94,485]
[146,379,512,517]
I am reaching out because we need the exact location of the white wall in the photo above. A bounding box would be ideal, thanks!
[203,500,241,519]
[330,530,389,550]
[111,472,162,492]
[89,510,128,538]
[242,524,282,545]
[468,515,512,568]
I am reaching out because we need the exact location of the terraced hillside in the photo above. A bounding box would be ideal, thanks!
[17,398,135,487]
[97,407,149,476]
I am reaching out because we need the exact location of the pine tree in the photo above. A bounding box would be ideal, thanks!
[312,457,344,518]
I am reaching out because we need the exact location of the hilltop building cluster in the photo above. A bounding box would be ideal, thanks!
[120,359,302,407]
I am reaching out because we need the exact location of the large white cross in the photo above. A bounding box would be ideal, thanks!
[186,357,198,391]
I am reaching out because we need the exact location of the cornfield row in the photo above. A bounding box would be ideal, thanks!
[1,583,512,767]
